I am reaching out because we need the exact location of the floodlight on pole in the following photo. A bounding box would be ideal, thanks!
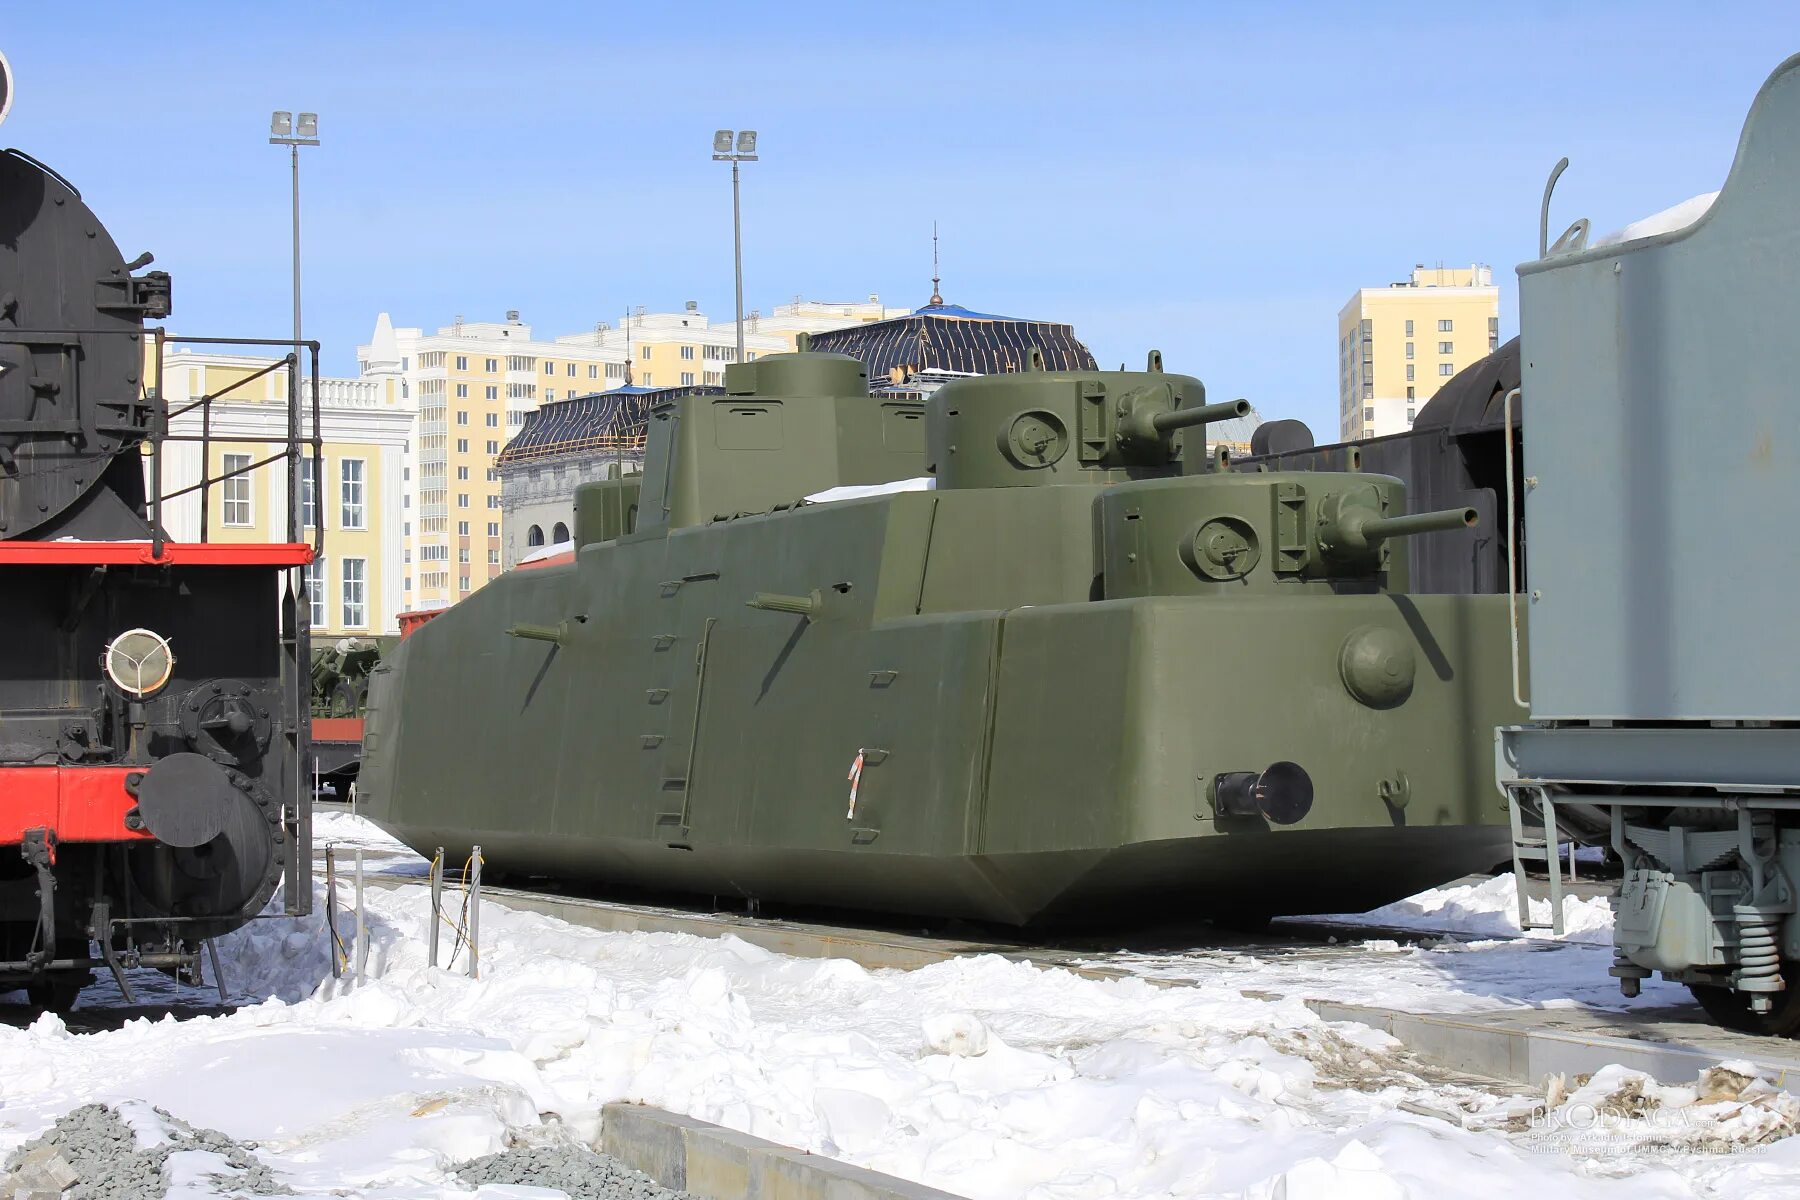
[711,128,761,363]
[269,109,322,360]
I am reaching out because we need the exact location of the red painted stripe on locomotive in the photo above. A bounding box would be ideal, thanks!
[0,541,314,567]
[0,766,159,846]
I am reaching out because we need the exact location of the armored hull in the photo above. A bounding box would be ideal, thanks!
[364,353,1522,927]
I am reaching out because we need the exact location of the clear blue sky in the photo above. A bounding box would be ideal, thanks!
[6,3,1797,435]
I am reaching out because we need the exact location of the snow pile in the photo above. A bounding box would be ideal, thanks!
[313,807,424,861]
[3,872,1798,1198]
[1501,1062,1800,1158]
[1590,191,1720,248]
[1320,872,1617,946]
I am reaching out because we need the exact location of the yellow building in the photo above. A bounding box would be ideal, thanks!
[1337,265,1500,440]
[361,298,906,613]
[150,349,411,636]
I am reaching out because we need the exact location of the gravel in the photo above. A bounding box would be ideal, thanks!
[1,1103,287,1200]
[453,1145,699,1200]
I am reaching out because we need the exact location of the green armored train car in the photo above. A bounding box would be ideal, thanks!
[361,351,1524,926]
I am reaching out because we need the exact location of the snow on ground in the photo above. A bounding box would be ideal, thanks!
[4,817,1798,1198]
[1099,873,1693,1015]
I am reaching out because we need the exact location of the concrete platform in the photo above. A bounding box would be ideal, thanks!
[346,870,1800,1094]
[602,1103,960,1200]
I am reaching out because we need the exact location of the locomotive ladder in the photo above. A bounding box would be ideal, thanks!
[1507,785,1567,936]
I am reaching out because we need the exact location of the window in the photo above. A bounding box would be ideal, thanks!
[405,576,411,591]
[1438,319,1453,332]
[301,456,318,528]
[1406,386,1416,399]
[486,413,498,428]
[488,549,500,565]
[1439,362,1455,376]
[588,365,598,379]
[485,386,498,400]
[457,466,469,480]
[1404,319,1414,337]
[508,412,524,427]
[340,459,366,529]
[642,373,652,386]
[553,521,570,543]
[457,438,468,453]
[488,495,501,508]
[1404,342,1414,360]
[1406,408,1416,424]
[640,346,652,360]
[457,493,469,509]
[1438,340,1453,354]
[567,363,576,377]
[485,358,498,372]
[402,357,410,370]
[1363,407,1375,422]
[487,522,499,537]
[304,561,326,628]
[221,453,252,526]
[486,440,498,454]
[487,468,499,482]
[681,372,695,386]
[680,345,695,360]
[458,548,470,563]
[544,362,555,376]
[456,384,469,398]
[746,352,758,362]
[460,575,471,593]
[455,356,468,371]
[545,390,556,402]
[341,558,366,628]
[1489,316,1500,352]
[1405,365,1415,381]
[456,411,469,426]
[458,521,469,536]
[527,525,545,547]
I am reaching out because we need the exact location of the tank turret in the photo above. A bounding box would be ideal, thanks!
[927,351,1247,488]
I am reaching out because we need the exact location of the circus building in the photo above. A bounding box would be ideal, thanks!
[495,382,719,568]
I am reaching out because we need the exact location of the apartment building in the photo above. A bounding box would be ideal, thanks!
[1337,265,1501,440]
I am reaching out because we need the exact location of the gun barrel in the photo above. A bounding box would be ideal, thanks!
[1360,507,1479,542]
[1150,398,1251,433]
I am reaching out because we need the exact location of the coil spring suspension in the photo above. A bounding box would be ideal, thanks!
[1733,905,1782,1012]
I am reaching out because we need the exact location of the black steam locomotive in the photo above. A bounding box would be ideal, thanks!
[0,57,312,1008]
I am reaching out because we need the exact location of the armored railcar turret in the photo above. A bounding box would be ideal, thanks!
[361,348,1525,926]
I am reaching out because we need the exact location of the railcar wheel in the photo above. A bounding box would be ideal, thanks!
[1689,968,1800,1037]
[26,973,88,1014]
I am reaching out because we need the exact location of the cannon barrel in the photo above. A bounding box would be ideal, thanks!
[1150,398,1251,433]
[1358,506,1479,542]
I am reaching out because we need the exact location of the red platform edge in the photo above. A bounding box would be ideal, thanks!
[311,717,364,744]
[0,541,314,566]
[0,766,158,847]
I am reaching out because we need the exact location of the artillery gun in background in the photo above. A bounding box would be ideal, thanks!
[1499,53,1800,1034]
[308,638,393,794]
[361,344,1525,929]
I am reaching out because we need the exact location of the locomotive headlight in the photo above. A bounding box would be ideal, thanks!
[103,628,175,697]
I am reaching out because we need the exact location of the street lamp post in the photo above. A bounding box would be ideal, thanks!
[711,129,758,364]
[269,111,321,354]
